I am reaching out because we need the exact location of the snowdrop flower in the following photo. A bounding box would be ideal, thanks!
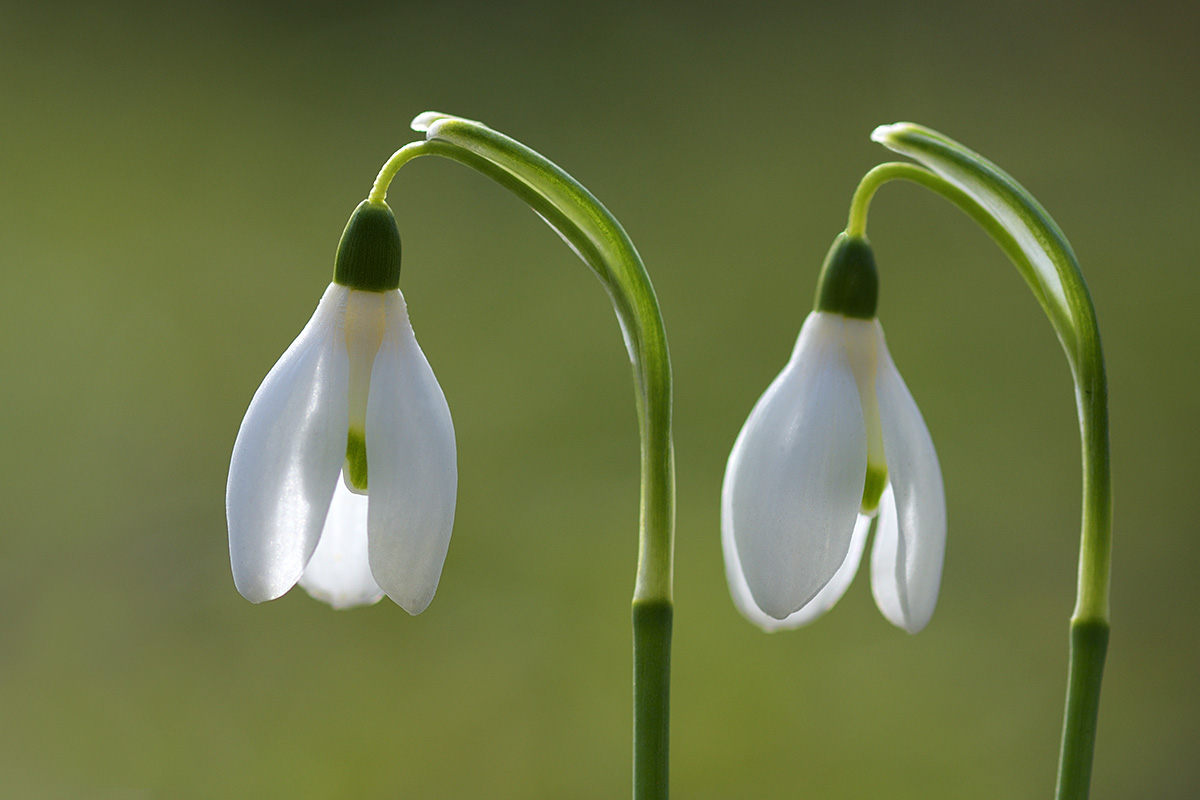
[722,234,945,633]
[227,200,456,613]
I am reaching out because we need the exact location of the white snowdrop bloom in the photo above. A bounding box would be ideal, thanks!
[722,234,945,633]
[226,201,457,613]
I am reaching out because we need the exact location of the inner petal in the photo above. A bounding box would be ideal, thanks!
[342,290,387,493]
[842,318,888,513]
[299,471,385,609]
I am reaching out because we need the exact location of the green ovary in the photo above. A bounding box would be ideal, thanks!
[346,427,368,492]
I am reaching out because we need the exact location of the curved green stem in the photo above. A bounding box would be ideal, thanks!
[374,114,675,800]
[847,162,1068,340]
[369,142,429,203]
[853,127,1111,800]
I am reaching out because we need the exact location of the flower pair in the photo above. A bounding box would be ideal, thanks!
[226,201,456,613]
[722,234,946,633]
[226,213,943,632]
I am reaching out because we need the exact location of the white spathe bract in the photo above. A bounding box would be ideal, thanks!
[227,283,456,614]
[722,311,945,634]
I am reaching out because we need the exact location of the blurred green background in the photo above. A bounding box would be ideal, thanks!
[1,1,1196,797]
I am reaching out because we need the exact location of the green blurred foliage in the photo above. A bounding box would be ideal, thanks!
[1,0,1197,797]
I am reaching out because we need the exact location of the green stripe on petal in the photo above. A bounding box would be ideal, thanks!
[345,426,368,492]
[861,462,887,514]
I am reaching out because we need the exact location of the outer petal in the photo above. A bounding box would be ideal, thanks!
[364,289,457,615]
[722,312,868,620]
[870,325,947,633]
[724,505,871,632]
[298,472,385,609]
[227,284,350,603]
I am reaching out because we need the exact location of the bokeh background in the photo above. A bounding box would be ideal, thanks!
[2,1,1197,798]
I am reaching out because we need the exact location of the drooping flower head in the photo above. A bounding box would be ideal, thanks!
[226,200,457,613]
[722,234,945,633]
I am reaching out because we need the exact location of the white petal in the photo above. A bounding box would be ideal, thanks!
[227,284,350,603]
[298,473,385,609]
[870,327,946,633]
[724,504,871,632]
[784,511,872,625]
[722,312,868,619]
[869,485,903,624]
[364,290,457,615]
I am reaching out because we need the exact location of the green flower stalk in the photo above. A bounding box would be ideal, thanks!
[851,123,1112,800]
